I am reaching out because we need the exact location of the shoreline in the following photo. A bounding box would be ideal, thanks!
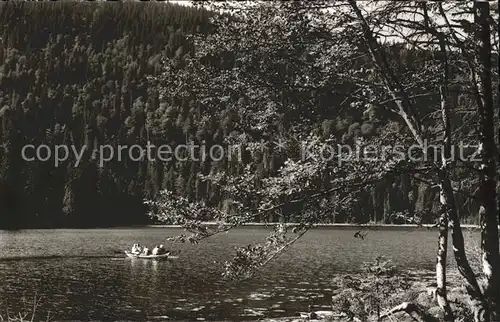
[0,223,484,231]
[145,222,483,229]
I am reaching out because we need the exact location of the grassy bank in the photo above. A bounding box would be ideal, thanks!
[262,268,471,322]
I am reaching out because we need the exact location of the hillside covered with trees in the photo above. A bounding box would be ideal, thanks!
[0,1,495,229]
[0,1,210,228]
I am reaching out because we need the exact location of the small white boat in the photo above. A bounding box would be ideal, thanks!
[124,251,170,260]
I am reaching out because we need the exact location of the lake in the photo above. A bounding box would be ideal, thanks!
[0,227,477,320]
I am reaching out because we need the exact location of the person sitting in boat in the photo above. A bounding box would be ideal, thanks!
[131,243,140,254]
[158,244,167,255]
[142,247,150,255]
[151,245,159,255]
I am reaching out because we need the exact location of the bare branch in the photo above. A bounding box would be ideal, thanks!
[380,302,439,322]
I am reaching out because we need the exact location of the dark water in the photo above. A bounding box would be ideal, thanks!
[0,227,476,320]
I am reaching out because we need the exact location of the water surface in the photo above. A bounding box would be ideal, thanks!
[0,227,473,320]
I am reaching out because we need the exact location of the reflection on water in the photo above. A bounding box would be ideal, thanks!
[0,227,476,320]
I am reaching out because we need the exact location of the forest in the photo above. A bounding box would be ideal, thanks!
[0,1,495,229]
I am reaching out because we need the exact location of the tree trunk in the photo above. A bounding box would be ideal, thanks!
[435,31,453,320]
[436,201,452,320]
[498,0,500,232]
[473,1,500,320]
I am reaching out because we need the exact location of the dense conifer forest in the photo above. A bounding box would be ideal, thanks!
[0,1,488,228]
[0,1,211,228]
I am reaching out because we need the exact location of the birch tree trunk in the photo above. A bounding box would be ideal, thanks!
[435,31,453,321]
[436,186,452,320]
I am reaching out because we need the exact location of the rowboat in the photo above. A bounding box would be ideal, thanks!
[124,251,170,260]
